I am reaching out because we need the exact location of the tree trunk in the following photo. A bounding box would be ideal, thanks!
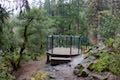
[17,18,33,68]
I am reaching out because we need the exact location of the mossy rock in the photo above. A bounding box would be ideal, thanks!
[74,64,84,75]
[73,69,88,77]
[80,71,88,77]
[87,63,94,71]
[74,64,88,77]
[73,69,80,75]
[89,52,100,59]
[75,64,84,70]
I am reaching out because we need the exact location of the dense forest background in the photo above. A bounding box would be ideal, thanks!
[0,0,120,80]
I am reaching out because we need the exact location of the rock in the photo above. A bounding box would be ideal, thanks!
[81,71,88,77]
[86,75,107,80]
[93,54,100,59]
[87,63,94,71]
[73,69,80,75]
[67,64,71,67]
[85,76,99,80]
[77,73,82,77]
[107,73,120,80]
[48,75,56,79]
[90,76,100,80]
[75,64,84,69]
[73,64,84,76]
[74,64,89,77]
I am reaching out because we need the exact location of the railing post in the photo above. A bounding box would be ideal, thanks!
[59,35,60,47]
[51,35,54,54]
[78,36,80,54]
[66,36,67,48]
[47,36,48,51]
[46,54,50,64]
[70,36,72,55]
[74,36,75,48]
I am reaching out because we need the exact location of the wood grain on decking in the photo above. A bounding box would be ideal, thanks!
[48,47,80,55]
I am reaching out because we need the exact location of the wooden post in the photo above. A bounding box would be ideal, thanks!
[66,36,67,48]
[70,36,72,56]
[46,54,50,64]
[74,36,75,48]
[59,35,60,47]
[47,36,48,51]
[78,36,80,54]
[56,36,58,47]
[51,35,54,54]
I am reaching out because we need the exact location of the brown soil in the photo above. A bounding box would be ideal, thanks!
[13,55,46,80]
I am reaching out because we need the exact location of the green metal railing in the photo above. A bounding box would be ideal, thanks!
[47,35,89,54]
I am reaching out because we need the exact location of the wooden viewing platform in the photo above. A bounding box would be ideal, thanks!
[46,47,80,64]
[46,35,83,64]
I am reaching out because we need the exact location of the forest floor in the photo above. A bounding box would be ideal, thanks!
[13,55,86,80]
[13,55,47,80]
[13,54,120,80]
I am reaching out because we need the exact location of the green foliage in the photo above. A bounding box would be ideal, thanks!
[105,38,114,47]
[5,51,20,67]
[0,7,56,73]
[89,52,111,72]
[109,54,120,76]
[17,8,56,54]
[0,0,120,79]
[44,0,87,35]
[80,36,90,46]
[114,37,120,50]
[0,54,15,80]
[0,69,15,80]
[0,5,9,49]
[89,52,120,76]
[0,7,57,79]
[105,37,120,52]
[99,14,120,39]
[0,5,16,80]
[31,71,49,80]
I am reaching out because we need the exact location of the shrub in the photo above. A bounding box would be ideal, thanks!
[0,54,15,80]
[88,52,111,73]
[88,52,120,76]
[109,54,120,76]
[0,69,15,80]
[31,71,49,80]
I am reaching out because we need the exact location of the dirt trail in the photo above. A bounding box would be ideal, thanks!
[13,55,86,80]
[13,56,46,80]
[44,55,86,80]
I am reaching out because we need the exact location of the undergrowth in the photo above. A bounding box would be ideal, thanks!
[89,52,120,76]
